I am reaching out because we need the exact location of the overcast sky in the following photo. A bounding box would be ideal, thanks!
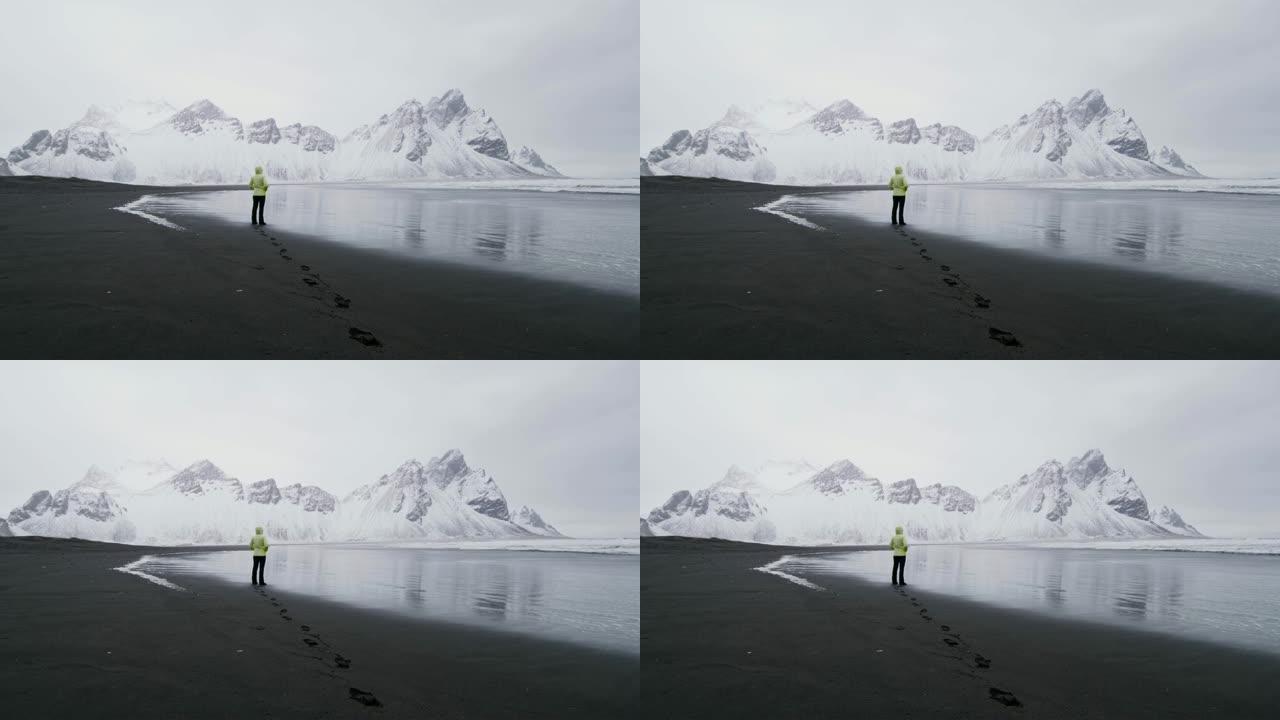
[641,362,1280,538]
[0,361,638,538]
[0,0,637,178]
[641,0,1280,177]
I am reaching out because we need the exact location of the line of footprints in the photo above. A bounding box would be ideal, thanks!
[255,587,381,708]
[893,227,1022,349]
[254,228,382,349]
[897,587,1022,709]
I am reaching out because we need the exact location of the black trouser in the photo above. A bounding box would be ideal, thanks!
[251,195,265,224]
[252,555,266,585]
[892,555,906,584]
[891,195,905,224]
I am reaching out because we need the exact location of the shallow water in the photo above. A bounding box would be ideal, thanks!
[782,545,1280,656]
[776,185,1280,297]
[145,545,639,655]
[137,184,639,295]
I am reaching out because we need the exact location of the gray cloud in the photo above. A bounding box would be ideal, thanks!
[641,0,1280,177]
[641,361,1280,538]
[0,361,638,538]
[1,0,638,178]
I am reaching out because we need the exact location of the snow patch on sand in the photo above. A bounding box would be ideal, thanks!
[113,196,185,231]
[114,555,186,591]
[753,196,826,231]
[754,555,825,590]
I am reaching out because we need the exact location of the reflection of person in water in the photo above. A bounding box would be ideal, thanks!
[250,526,270,586]
[249,165,269,226]
[890,525,909,586]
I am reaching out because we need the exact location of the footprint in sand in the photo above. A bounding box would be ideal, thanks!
[348,688,382,707]
[281,615,292,621]
[300,625,311,631]
[895,625,905,631]
[279,608,288,615]
[988,327,1022,347]
[335,654,352,669]
[300,264,310,271]
[303,638,319,647]
[974,294,992,309]
[894,264,905,270]
[334,294,351,309]
[943,637,960,647]
[975,655,992,669]
[940,624,950,631]
[349,327,382,347]
[940,265,950,272]
[255,625,264,631]
[989,688,1022,707]
[303,278,318,286]
[943,277,958,286]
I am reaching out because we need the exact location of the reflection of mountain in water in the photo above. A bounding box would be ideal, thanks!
[784,187,1277,297]
[144,545,636,655]
[135,185,638,296]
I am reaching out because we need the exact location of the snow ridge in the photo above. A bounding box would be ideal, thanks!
[647,89,1204,185]
[8,92,565,185]
[647,450,1203,545]
[7,451,565,545]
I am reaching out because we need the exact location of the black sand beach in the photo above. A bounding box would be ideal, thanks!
[0,176,637,358]
[641,536,1280,719]
[0,537,638,719]
[641,176,1280,358]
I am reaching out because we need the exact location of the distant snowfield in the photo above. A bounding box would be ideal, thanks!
[367,537,639,555]
[1030,538,1280,555]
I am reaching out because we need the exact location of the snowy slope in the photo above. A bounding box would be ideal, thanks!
[646,450,1201,545]
[647,89,1202,184]
[7,90,564,185]
[7,450,564,545]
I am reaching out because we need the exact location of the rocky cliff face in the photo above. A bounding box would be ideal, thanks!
[646,449,1199,545]
[646,88,1198,184]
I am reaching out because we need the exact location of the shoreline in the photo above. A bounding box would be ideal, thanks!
[0,175,638,358]
[642,536,1280,718]
[0,536,638,719]
[641,175,1280,358]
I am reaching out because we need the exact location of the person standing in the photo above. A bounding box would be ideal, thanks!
[249,165,269,226]
[250,526,269,586]
[890,525,909,586]
[888,165,909,225]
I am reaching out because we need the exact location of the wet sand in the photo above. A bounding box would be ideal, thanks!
[641,176,1280,358]
[641,536,1280,719]
[0,537,638,719]
[0,176,637,358]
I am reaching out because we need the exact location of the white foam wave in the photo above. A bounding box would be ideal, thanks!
[114,555,186,591]
[753,555,825,590]
[113,195,185,230]
[753,195,825,230]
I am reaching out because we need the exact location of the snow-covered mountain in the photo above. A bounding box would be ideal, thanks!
[645,90,1204,184]
[6,450,565,545]
[0,157,13,176]
[6,91,564,185]
[645,450,1203,545]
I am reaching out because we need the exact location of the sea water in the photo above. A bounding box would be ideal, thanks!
[779,543,1280,656]
[772,183,1280,297]
[131,182,639,295]
[141,543,639,655]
